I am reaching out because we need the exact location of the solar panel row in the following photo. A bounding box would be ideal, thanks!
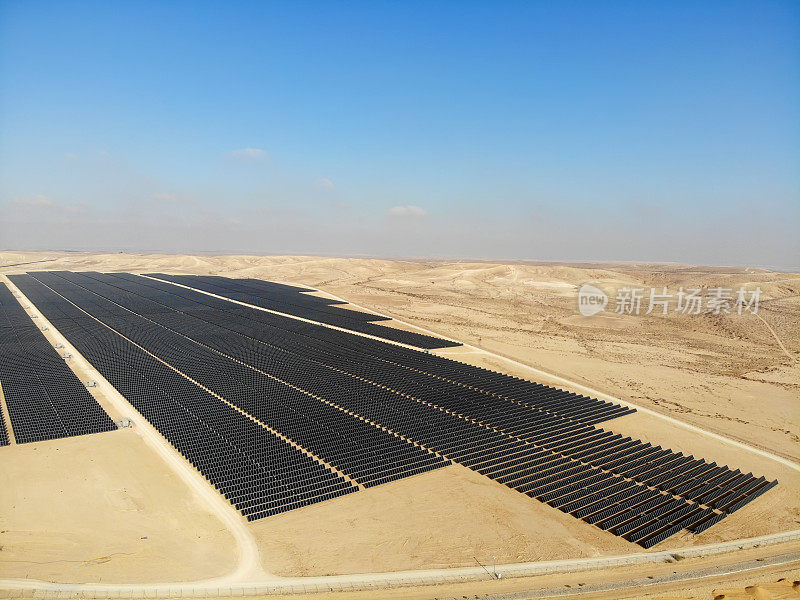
[0,286,10,446]
[145,273,461,349]
[0,282,116,444]
[0,383,8,446]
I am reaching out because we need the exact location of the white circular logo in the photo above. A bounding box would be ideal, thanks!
[577,283,608,316]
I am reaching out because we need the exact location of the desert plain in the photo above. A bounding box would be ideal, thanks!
[0,250,797,598]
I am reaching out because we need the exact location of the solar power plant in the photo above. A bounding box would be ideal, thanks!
[8,271,779,547]
[0,282,117,444]
[144,272,461,349]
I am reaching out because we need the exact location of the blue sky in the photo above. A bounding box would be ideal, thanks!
[1,1,798,267]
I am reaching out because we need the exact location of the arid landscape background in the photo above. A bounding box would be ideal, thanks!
[0,250,797,594]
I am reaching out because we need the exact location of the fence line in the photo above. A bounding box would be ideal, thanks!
[1,530,798,598]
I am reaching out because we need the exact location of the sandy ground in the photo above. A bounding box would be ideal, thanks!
[250,449,798,577]
[0,428,236,583]
[0,251,797,587]
[252,464,635,577]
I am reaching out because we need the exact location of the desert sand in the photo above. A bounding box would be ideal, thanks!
[0,250,797,590]
[252,463,635,577]
[0,429,236,583]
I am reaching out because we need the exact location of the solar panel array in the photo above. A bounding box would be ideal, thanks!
[145,273,461,349]
[13,272,449,518]
[9,271,779,547]
[0,283,116,444]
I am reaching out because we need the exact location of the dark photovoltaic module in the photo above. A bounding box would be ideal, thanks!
[145,273,461,349]
[0,282,116,444]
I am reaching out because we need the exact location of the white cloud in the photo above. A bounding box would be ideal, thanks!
[229,148,268,161]
[317,178,335,190]
[8,195,89,218]
[152,192,176,202]
[152,192,195,206]
[64,201,90,214]
[387,205,428,218]
[13,194,54,207]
